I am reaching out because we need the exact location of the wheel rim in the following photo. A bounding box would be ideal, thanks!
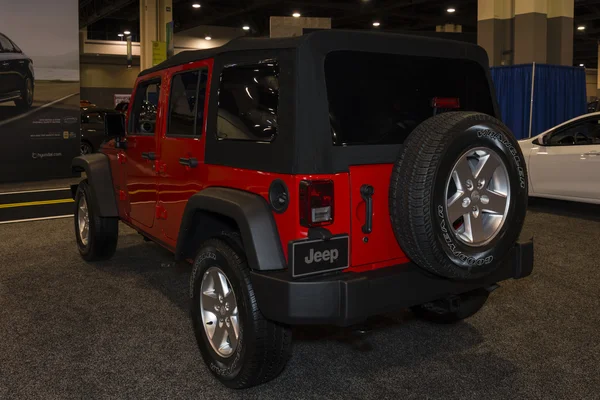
[444,147,510,247]
[77,195,90,246]
[80,143,91,155]
[200,266,240,358]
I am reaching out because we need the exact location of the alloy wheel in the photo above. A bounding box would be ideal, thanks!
[77,195,90,246]
[444,147,510,247]
[200,266,240,358]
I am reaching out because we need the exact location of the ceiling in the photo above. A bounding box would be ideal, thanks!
[80,0,600,68]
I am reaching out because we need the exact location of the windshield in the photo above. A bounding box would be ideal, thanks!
[325,51,495,146]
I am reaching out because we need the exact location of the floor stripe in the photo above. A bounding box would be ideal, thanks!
[0,187,71,196]
[0,214,73,225]
[0,92,79,127]
[0,198,74,209]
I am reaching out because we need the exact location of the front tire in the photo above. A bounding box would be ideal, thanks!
[74,180,118,261]
[14,76,33,110]
[190,239,291,389]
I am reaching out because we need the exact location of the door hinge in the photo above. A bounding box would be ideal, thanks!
[155,205,168,220]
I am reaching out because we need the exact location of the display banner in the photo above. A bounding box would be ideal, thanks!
[0,0,80,183]
[152,41,167,66]
[127,35,132,68]
[166,21,174,58]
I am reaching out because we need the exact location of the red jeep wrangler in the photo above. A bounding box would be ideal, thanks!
[72,31,533,388]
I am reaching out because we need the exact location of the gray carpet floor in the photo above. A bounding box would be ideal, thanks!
[1,199,599,399]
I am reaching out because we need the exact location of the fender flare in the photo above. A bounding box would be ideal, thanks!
[71,154,118,217]
[176,187,286,271]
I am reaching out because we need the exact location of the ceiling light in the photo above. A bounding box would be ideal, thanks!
[447,8,456,13]
[577,25,585,31]
[580,63,585,67]
[243,25,250,31]
[192,3,201,8]
[123,30,131,35]
[373,21,381,27]
[205,36,212,40]
[117,33,124,37]
[292,12,301,18]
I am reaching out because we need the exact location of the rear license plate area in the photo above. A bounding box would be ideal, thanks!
[289,236,349,278]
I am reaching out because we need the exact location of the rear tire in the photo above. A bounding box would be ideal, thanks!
[190,239,292,389]
[74,180,118,261]
[411,288,489,324]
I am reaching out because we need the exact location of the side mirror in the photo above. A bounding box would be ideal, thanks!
[104,113,126,138]
[533,135,546,146]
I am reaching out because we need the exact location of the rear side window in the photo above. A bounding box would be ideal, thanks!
[325,51,495,146]
[168,69,208,137]
[130,80,160,135]
[216,62,279,142]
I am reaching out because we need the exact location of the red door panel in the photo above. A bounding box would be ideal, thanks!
[158,60,213,243]
[125,135,158,228]
[349,164,406,267]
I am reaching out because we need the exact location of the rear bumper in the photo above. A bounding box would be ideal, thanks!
[250,239,533,326]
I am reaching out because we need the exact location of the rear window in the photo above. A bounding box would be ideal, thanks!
[325,51,495,146]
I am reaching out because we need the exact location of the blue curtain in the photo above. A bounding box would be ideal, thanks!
[491,65,533,140]
[491,64,587,139]
[531,64,587,137]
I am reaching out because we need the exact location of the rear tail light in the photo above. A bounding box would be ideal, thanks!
[299,180,334,227]
[431,97,460,109]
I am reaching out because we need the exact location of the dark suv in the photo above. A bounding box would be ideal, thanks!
[71,31,533,389]
[0,33,34,110]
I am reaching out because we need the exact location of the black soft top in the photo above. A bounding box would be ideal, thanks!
[138,29,489,77]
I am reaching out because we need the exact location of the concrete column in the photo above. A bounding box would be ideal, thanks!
[547,0,573,65]
[514,0,547,64]
[269,16,331,38]
[477,0,514,66]
[140,0,172,71]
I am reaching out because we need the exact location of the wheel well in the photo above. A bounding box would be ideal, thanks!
[180,210,244,261]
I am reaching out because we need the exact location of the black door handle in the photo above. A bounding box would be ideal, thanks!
[141,152,156,160]
[179,157,198,168]
[360,184,374,234]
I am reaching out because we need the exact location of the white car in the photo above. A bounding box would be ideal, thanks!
[519,111,600,204]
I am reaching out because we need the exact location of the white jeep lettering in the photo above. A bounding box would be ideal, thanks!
[304,248,339,264]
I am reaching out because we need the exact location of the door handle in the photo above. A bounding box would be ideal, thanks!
[360,184,374,234]
[583,151,599,156]
[141,151,156,160]
[1,62,8,67]
[179,157,198,168]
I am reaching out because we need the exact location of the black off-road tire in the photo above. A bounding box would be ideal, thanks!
[74,180,118,261]
[389,112,528,280]
[190,239,292,389]
[411,288,490,324]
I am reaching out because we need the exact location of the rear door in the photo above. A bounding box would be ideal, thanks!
[123,77,162,228]
[158,61,211,241]
[348,164,405,267]
[323,51,496,268]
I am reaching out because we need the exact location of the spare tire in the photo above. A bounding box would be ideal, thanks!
[389,112,528,280]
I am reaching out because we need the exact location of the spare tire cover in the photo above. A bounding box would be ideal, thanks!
[389,111,528,279]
